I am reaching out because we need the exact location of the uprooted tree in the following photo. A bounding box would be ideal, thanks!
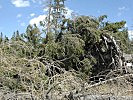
[0,0,132,99]
[42,14,130,76]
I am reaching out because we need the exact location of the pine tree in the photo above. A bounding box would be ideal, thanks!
[11,30,22,41]
[52,0,66,33]
[25,24,41,47]
[4,35,9,43]
[0,32,3,43]
[42,0,66,43]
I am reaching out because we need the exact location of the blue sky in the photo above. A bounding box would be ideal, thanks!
[0,0,133,39]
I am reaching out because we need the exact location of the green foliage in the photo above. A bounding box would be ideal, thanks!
[104,21,130,53]
[11,30,23,41]
[0,14,131,78]
[103,21,126,32]
[0,42,47,91]
[4,35,9,43]
[80,58,92,75]
[0,0,133,98]
[0,32,3,43]
[0,0,132,94]
[45,42,65,59]
[25,24,42,47]
[62,34,85,56]
[41,14,130,75]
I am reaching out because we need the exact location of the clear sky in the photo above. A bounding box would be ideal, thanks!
[0,0,133,38]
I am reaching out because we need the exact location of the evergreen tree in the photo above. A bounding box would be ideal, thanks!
[11,30,22,41]
[25,24,41,47]
[4,35,9,43]
[0,32,3,43]
[42,0,66,43]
